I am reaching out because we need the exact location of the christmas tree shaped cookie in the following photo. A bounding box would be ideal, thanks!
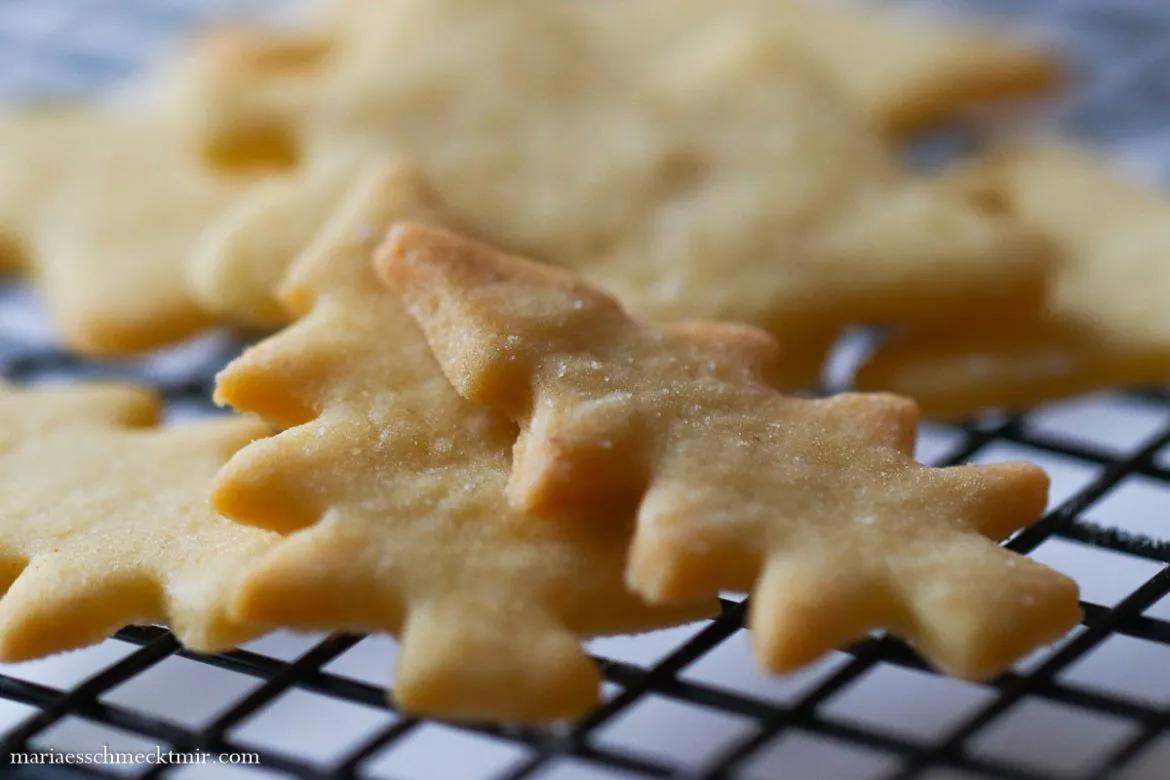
[212,160,713,723]
[379,224,1081,681]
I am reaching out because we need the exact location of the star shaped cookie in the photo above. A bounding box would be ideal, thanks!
[858,146,1170,417]
[190,0,1049,369]
[379,224,1081,680]
[212,160,713,723]
[0,381,274,660]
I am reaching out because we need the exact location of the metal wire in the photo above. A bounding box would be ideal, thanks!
[2,0,1170,778]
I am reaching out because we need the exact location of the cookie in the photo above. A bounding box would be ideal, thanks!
[212,160,714,723]
[379,224,1081,680]
[169,26,333,170]
[191,149,364,328]
[608,0,1059,136]
[193,147,842,386]
[858,146,1170,417]
[182,0,1057,161]
[0,381,274,661]
[190,0,1049,384]
[0,109,93,273]
[0,110,257,355]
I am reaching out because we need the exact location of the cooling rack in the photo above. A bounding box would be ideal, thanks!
[2,0,1170,778]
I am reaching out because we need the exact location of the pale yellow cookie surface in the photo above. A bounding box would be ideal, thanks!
[212,160,713,723]
[191,0,1048,364]
[181,0,1057,158]
[859,147,1170,417]
[770,1,1057,134]
[0,381,275,661]
[380,224,1080,681]
[0,110,257,355]
[0,109,96,273]
[167,25,333,170]
[190,149,365,329]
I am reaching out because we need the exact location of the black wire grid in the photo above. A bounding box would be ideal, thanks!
[3,0,1170,778]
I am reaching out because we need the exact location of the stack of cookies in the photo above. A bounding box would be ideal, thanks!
[5,0,1163,724]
